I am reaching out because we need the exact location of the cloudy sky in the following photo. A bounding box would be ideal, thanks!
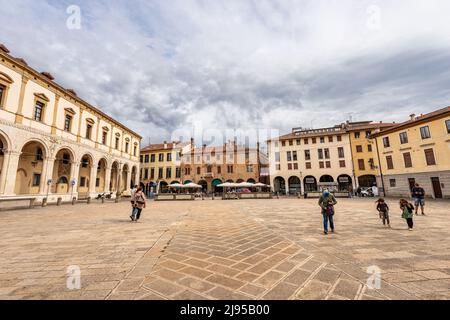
[1,0,450,145]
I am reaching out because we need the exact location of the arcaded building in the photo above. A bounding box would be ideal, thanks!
[0,44,141,204]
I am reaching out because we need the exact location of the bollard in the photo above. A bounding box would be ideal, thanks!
[72,197,76,205]
[277,192,279,199]
[212,193,215,200]
[42,197,48,207]
[87,197,91,204]
[101,196,105,204]
[57,197,62,206]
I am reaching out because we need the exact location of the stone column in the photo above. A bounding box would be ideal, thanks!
[126,168,132,191]
[105,166,112,192]
[1,151,21,195]
[300,179,305,196]
[89,164,97,196]
[70,162,80,196]
[115,165,122,202]
[40,157,55,195]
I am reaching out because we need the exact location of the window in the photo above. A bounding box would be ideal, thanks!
[339,160,346,168]
[403,152,413,168]
[366,131,371,138]
[207,165,212,173]
[305,150,311,161]
[143,155,149,163]
[386,156,394,170]
[355,132,361,139]
[288,163,293,170]
[32,173,41,187]
[275,152,280,162]
[383,137,390,148]
[296,139,301,145]
[79,176,86,187]
[81,157,89,168]
[399,132,408,144]
[159,153,164,162]
[289,140,293,146]
[34,101,45,122]
[293,151,298,161]
[293,163,299,170]
[337,135,342,142]
[85,124,92,140]
[319,161,325,169]
[140,155,143,163]
[125,142,129,153]
[368,144,373,152]
[369,158,375,169]
[166,168,172,178]
[324,148,330,159]
[227,165,234,174]
[312,138,317,144]
[446,120,450,134]
[62,153,70,165]
[276,164,281,170]
[328,136,333,143]
[282,141,286,147]
[133,145,137,156]
[304,138,309,145]
[115,137,120,149]
[64,115,72,132]
[287,151,292,162]
[306,162,312,169]
[389,179,396,187]
[420,126,431,139]
[320,137,325,143]
[246,165,253,173]
[96,178,100,187]
[0,84,5,107]
[356,145,363,153]
[318,149,324,160]
[325,161,331,168]
[217,166,222,174]
[150,154,155,163]
[150,168,155,179]
[424,148,436,166]
[358,159,365,170]
[176,167,181,178]
[102,131,108,145]
[158,168,164,179]
[196,167,201,175]
[36,148,43,161]
[338,147,345,158]
[144,169,149,180]
[167,153,172,162]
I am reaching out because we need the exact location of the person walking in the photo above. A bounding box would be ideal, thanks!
[400,199,415,231]
[129,185,138,221]
[375,198,390,227]
[131,187,146,222]
[318,189,338,235]
[411,183,426,215]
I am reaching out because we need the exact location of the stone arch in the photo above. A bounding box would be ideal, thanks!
[78,153,94,196]
[303,176,317,192]
[15,140,48,195]
[110,161,120,192]
[17,138,50,159]
[338,174,353,192]
[96,158,108,193]
[358,175,377,188]
[288,176,301,195]
[273,176,286,194]
[198,180,208,192]
[319,175,334,183]
[51,148,74,194]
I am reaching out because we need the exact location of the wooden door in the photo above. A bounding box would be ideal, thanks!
[431,177,443,199]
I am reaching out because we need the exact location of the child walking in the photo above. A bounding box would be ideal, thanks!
[375,198,390,227]
[400,199,414,231]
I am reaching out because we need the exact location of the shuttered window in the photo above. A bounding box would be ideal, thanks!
[386,156,394,170]
[403,152,412,168]
[358,159,365,170]
[424,148,436,166]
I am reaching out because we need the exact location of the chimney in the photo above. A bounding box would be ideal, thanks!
[409,114,416,121]
[0,44,10,54]
[163,141,168,149]
[41,72,55,81]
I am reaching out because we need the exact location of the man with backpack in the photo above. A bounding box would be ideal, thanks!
[411,183,426,215]
[318,189,338,235]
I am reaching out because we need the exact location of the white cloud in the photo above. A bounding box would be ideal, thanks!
[1,0,450,144]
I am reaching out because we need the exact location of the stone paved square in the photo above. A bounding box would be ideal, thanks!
[0,198,449,300]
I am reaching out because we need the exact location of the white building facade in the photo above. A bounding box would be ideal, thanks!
[0,44,141,204]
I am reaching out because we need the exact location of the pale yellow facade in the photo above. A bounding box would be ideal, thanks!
[0,45,141,203]
[372,108,450,198]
